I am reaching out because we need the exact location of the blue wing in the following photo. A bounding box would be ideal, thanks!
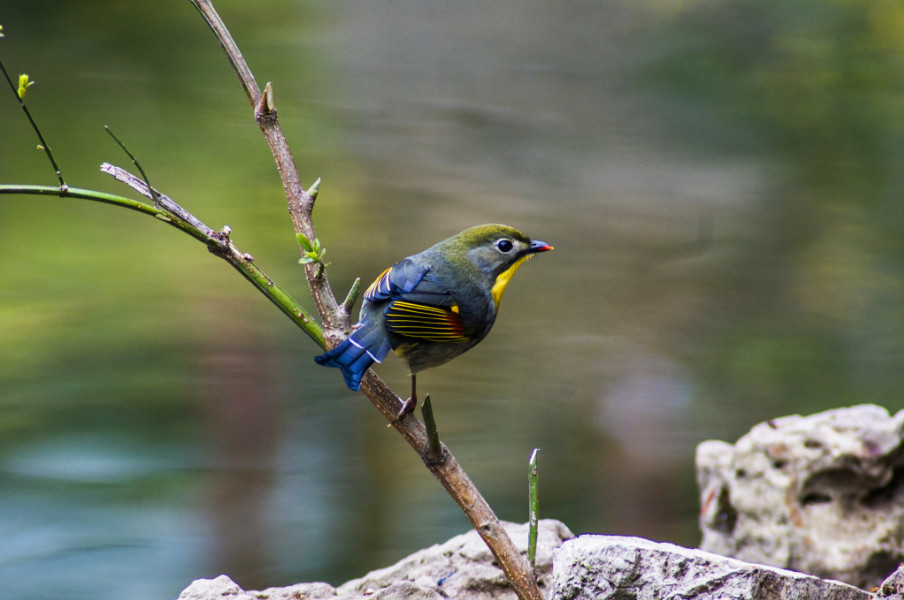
[366,259,468,342]
[364,259,447,304]
[315,258,468,391]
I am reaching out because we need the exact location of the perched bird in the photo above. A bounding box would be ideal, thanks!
[315,224,553,417]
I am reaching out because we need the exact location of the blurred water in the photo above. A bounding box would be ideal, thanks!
[2,0,903,598]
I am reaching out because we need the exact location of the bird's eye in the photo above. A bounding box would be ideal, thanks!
[496,239,514,253]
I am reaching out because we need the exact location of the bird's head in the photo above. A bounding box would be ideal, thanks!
[440,224,553,306]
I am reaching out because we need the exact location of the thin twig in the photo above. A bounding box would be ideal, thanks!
[104,126,160,205]
[0,57,66,189]
[189,0,260,106]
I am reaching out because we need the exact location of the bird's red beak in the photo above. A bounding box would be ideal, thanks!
[529,240,554,253]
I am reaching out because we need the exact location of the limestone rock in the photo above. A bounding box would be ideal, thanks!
[550,535,871,600]
[176,519,573,600]
[877,564,904,599]
[337,519,573,600]
[697,404,904,589]
[177,575,339,600]
[177,576,250,600]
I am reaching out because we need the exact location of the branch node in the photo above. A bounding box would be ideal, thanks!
[308,177,321,203]
[342,277,361,314]
[256,81,276,119]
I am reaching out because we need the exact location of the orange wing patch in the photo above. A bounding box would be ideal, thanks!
[385,301,469,343]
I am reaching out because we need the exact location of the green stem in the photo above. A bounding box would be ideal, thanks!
[0,183,325,348]
[528,448,539,568]
[421,394,443,461]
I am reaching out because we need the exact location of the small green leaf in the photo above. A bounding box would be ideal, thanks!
[296,233,314,252]
[17,73,34,99]
[296,234,328,268]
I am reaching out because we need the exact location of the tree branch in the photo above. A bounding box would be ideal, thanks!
[189,2,545,599]
[191,0,343,331]
[0,178,325,349]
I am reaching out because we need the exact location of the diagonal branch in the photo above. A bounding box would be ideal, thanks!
[0,172,325,349]
[101,163,217,238]
[191,0,342,330]
[189,2,545,599]
[99,163,326,348]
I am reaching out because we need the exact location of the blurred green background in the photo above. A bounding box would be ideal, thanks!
[2,1,904,598]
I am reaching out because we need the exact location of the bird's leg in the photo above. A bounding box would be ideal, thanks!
[394,373,418,421]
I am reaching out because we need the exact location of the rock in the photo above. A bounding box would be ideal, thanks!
[337,519,573,600]
[177,575,339,600]
[877,564,904,599]
[256,582,343,600]
[697,404,904,590]
[175,519,573,600]
[177,575,253,600]
[550,535,871,600]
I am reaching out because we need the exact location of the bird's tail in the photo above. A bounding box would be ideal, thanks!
[314,320,391,391]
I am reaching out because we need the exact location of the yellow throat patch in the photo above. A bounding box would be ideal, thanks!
[491,255,531,307]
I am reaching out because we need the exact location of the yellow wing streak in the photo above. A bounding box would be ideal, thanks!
[385,301,469,343]
[364,267,393,300]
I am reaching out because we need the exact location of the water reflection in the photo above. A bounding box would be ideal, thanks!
[200,340,280,588]
[2,0,904,598]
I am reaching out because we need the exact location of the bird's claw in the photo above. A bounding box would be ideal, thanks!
[393,396,417,423]
[387,374,418,426]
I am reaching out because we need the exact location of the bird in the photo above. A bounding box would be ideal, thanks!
[315,224,553,418]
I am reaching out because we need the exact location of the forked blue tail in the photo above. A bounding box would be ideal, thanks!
[314,321,391,391]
